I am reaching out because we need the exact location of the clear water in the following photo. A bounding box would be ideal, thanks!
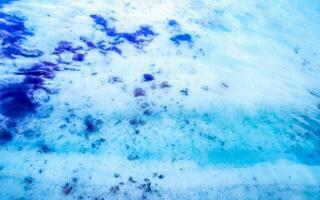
[0,0,320,199]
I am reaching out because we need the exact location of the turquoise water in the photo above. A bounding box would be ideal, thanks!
[1,0,320,199]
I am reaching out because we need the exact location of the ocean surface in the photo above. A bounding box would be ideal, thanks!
[1,0,320,199]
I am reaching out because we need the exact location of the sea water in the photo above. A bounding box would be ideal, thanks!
[0,0,320,199]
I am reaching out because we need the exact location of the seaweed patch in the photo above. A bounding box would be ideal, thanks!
[53,41,86,62]
[91,14,157,50]
[0,62,59,119]
[0,12,43,58]
[170,34,193,46]
[84,115,104,139]
[53,41,83,55]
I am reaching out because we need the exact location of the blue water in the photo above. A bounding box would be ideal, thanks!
[1,0,320,199]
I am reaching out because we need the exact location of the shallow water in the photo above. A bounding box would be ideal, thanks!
[0,0,320,199]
